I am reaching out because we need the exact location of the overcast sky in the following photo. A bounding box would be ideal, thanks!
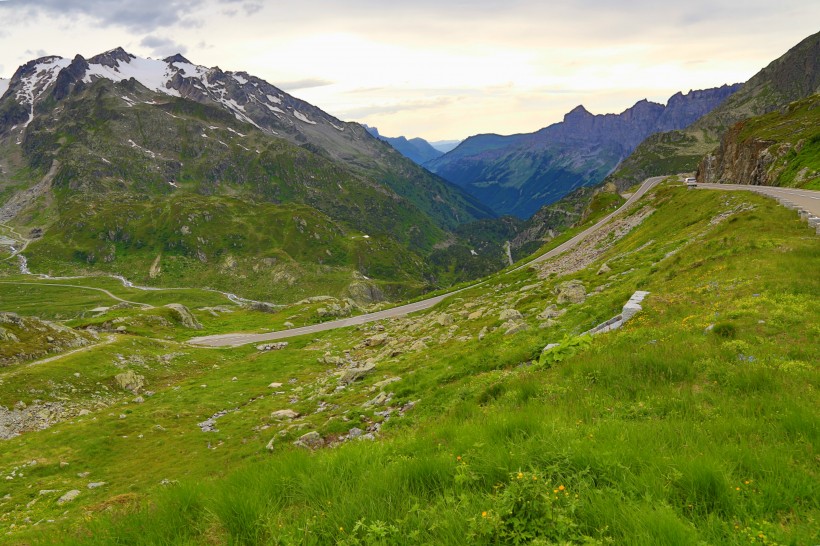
[0,1,817,140]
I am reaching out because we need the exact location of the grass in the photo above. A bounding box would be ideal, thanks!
[0,182,817,544]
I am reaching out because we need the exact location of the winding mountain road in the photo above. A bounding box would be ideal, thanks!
[696,183,820,217]
[188,176,667,348]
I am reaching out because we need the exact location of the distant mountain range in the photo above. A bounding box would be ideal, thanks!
[426,84,741,218]
[608,30,820,191]
[363,125,444,165]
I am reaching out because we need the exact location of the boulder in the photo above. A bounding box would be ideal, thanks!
[597,263,612,275]
[271,409,299,421]
[499,309,523,321]
[346,281,385,305]
[339,362,376,385]
[436,313,454,327]
[504,322,530,336]
[114,371,145,394]
[164,304,202,329]
[364,333,389,347]
[467,310,484,320]
[257,342,288,351]
[409,339,428,352]
[57,490,80,504]
[554,280,586,304]
[294,431,323,449]
[537,305,566,320]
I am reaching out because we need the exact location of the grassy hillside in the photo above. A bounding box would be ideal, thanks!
[0,180,817,544]
[700,94,820,189]
[0,79,497,301]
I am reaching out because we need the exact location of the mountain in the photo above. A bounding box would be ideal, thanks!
[430,139,461,154]
[608,30,820,190]
[698,93,820,188]
[363,125,444,165]
[0,48,493,302]
[426,85,740,218]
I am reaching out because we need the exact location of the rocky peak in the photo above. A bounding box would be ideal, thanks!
[163,53,192,64]
[563,105,592,122]
[88,47,135,68]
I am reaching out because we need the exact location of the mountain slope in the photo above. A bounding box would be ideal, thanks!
[698,93,820,188]
[607,30,820,190]
[0,49,491,231]
[0,50,494,301]
[364,125,444,165]
[426,85,740,218]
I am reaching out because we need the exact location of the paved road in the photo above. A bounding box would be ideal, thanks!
[189,176,666,348]
[697,183,820,217]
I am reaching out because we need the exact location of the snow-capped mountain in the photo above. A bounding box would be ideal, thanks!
[1,48,350,147]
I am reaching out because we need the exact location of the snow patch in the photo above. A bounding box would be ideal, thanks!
[226,127,246,137]
[127,139,157,159]
[84,57,181,97]
[266,94,282,104]
[232,73,249,85]
[329,121,345,131]
[293,111,316,125]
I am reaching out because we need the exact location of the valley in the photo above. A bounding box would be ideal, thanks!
[0,20,818,546]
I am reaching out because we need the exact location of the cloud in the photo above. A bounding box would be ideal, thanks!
[140,36,188,57]
[0,0,204,32]
[341,96,456,119]
[277,78,334,91]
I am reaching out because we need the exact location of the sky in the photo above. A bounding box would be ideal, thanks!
[0,1,817,141]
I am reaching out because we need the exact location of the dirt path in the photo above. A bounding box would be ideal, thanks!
[0,281,152,308]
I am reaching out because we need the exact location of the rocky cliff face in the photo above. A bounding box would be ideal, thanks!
[698,94,820,188]
[426,84,740,218]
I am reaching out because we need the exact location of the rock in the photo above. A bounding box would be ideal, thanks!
[114,371,145,394]
[271,409,299,421]
[164,304,202,329]
[537,305,566,320]
[504,322,530,336]
[257,342,288,351]
[436,313,454,327]
[372,377,401,391]
[339,362,376,385]
[554,280,586,304]
[346,281,385,305]
[319,353,345,366]
[478,327,488,341]
[249,302,277,313]
[78,409,91,416]
[409,339,428,352]
[294,431,323,449]
[87,482,106,489]
[283,322,295,328]
[268,382,283,388]
[57,490,80,504]
[115,325,127,333]
[60,461,69,468]
[132,396,145,404]
[77,472,91,478]
[364,392,393,407]
[265,437,276,451]
[348,427,363,439]
[364,333,389,347]
[467,310,484,320]
[597,263,612,275]
[538,320,558,329]
[498,309,523,321]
